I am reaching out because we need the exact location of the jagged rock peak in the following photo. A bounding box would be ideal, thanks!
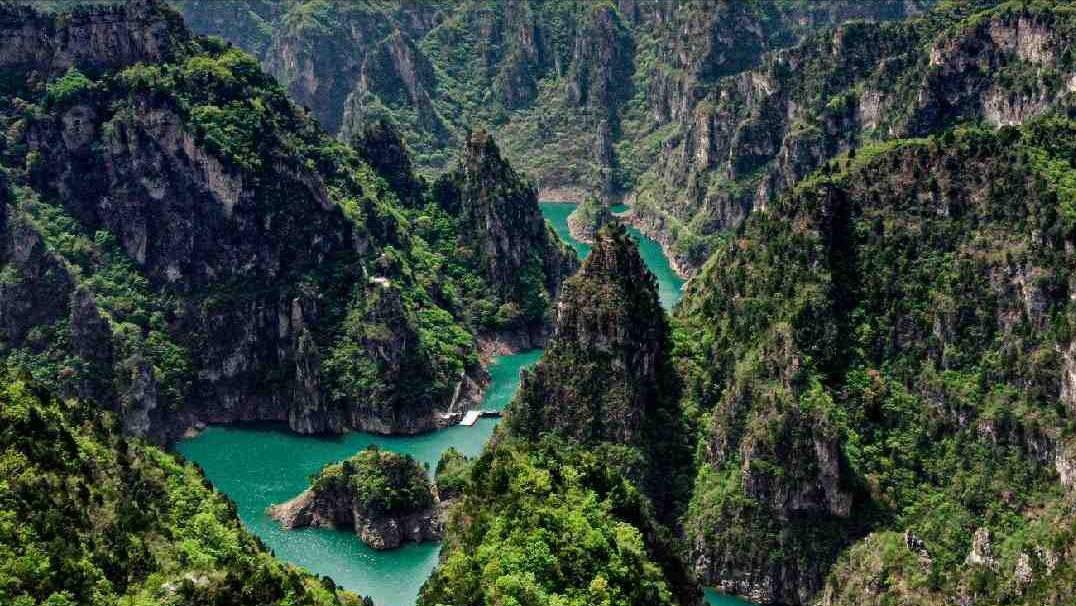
[440,128,579,323]
[573,220,653,287]
[460,128,514,181]
[508,221,666,446]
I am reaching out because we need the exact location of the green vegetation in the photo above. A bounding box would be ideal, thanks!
[433,447,471,501]
[311,446,433,516]
[417,435,692,606]
[676,116,1076,603]
[0,367,365,606]
[42,68,97,109]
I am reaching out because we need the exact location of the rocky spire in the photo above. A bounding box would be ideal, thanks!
[508,221,667,445]
[436,129,579,331]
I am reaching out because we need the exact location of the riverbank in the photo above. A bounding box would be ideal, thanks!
[175,349,544,606]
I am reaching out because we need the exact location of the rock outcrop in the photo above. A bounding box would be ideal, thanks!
[269,446,444,551]
[508,221,666,446]
[440,130,579,315]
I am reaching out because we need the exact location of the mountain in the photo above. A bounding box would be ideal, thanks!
[675,115,1076,604]
[419,224,700,605]
[631,0,1076,273]
[0,0,575,443]
[509,222,669,445]
[0,366,369,606]
[167,0,931,203]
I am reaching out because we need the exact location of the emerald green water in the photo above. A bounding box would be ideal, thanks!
[540,202,686,309]
[175,349,543,606]
[177,205,737,606]
[705,589,754,605]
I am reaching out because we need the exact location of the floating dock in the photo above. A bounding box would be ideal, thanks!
[459,410,504,426]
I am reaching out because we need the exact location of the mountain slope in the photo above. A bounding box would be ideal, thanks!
[632,0,1076,273]
[0,367,367,606]
[675,116,1076,604]
[168,0,930,202]
[0,0,575,442]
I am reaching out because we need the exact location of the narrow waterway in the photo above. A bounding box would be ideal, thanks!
[175,203,741,606]
[176,349,543,606]
[540,202,685,308]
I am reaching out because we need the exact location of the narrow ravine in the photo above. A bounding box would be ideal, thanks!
[175,203,724,606]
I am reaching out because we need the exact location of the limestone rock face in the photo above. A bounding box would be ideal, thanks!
[268,487,445,551]
[172,0,925,205]
[632,1,1076,274]
[509,222,666,446]
[0,0,187,80]
[436,130,579,332]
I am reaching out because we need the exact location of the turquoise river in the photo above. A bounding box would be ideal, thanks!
[176,203,742,606]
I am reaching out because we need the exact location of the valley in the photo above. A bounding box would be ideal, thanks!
[176,203,694,606]
[6,2,1076,606]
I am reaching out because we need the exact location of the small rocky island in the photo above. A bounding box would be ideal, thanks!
[268,446,466,550]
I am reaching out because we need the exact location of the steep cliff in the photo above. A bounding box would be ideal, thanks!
[269,446,444,551]
[675,117,1076,604]
[433,129,579,341]
[418,222,700,606]
[509,222,668,446]
[0,0,573,442]
[169,0,929,202]
[632,0,1076,273]
[0,366,368,606]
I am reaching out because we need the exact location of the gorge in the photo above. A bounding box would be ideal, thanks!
[176,205,692,606]
[8,2,1076,606]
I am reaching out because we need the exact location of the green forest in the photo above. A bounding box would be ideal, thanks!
[4,1,1076,606]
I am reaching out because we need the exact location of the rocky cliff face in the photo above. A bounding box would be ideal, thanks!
[0,1,188,79]
[270,486,444,551]
[170,1,927,202]
[633,0,1076,274]
[269,447,445,551]
[0,0,573,443]
[677,118,1076,604]
[508,221,666,446]
[438,130,579,326]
